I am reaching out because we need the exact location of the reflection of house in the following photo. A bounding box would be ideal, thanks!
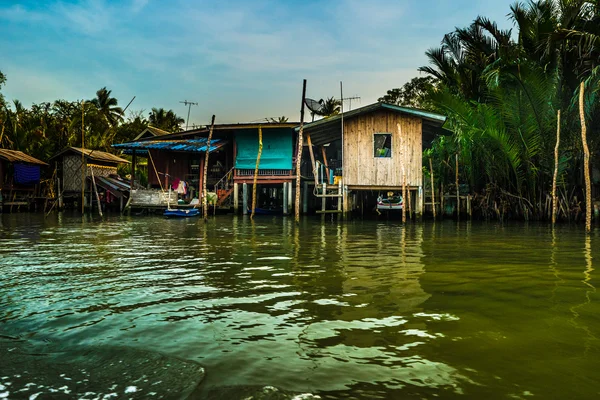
[50,147,130,209]
[0,149,48,211]
[113,123,298,212]
[301,102,446,215]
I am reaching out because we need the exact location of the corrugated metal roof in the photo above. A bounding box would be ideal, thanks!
[51,147,130,164]
[133,126,172,141]
[112,138,228,153]
[0,149,48,165]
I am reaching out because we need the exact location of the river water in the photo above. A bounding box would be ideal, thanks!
[0,213,599,399]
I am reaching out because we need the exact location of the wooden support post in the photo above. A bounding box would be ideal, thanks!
[203,115,216,221]
[441,183,444,217]
[89,166,103,217]
[295,79,307,222]
[416,186,423,218]
[233,182,239,213]
[242,183,248,215]
[579,82,591,233]
[287,180,292,212]
[321,146,330,182]
[467,195,472,218]
[251,125,263,219]
[552,110,561,224]
[337,179,342,211]
[429,157,436,219]
[131,150,136,190]
[283,182,288,215]
[455,153,460,221]
[401,170,407,223]
[306,134,317,185]
[322,182,327,212]
[303,180,308,214]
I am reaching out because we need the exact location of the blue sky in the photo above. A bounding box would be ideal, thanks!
[1,0,516,126]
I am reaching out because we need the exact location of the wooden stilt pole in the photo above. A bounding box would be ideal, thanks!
[89,166,103,217]
[203,115,215,221]
[552,110,561,224]
[402,166,407,223]
[455,153,460,221]
[429,157,436,219]
[307,134,317,186]
[81,101,85,215]
[579,82,591,233]
[295,79,307,223]
[251,125,263,219]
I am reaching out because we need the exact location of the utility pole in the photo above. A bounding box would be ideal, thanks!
[180,100,198,130]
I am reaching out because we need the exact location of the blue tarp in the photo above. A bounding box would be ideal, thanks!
[235,129,292,170]
[14,163,41,185]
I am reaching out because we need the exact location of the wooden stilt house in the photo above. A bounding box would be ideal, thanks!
[113,123,298,213]
[301,102,446,216]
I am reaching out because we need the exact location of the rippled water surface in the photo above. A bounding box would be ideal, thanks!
[1,213,599,399]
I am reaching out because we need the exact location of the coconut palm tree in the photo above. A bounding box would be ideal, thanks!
[148,108,184,132]
[90,87,123,128]
[317,97,341,117]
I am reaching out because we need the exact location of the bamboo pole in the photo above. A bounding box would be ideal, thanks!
[81,100,85,214]
[429,157,436,219]
[455,153,460,221]
[251,126,263,219]
[552,110,561,224]
[579,82,592,233]
[295,79,307,223]
[89,166,103,217]
[203,115,215,221]
[402,165,407,223]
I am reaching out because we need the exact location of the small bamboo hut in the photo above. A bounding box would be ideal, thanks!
[51,147,130,210]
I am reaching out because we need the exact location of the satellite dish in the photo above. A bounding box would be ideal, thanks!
[305,98,322,114]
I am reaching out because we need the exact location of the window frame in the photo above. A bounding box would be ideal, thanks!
[373,133,392,158]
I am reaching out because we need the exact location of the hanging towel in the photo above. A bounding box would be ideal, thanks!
[14,164,41,185]
[177,180,186,194]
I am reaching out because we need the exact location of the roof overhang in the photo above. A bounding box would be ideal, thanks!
[0,149,48,166]
[112,138,228,154]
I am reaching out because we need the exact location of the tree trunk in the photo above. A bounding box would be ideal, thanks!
[455,153,459,221]
[203,115,215,221]
[579,82,592,233]
[552,110,560,224]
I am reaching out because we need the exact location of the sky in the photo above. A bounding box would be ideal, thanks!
[1,0,516,126]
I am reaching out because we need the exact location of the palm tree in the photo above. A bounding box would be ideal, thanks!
[148,108,184,132]
[90,87,123,128]
[268,116,289,123]
[317,97,341,117]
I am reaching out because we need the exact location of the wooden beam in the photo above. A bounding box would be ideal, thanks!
[295,79,307,223]
[306,134,317,186]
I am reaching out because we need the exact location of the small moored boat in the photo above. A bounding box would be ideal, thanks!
[377,195,403,210]
[164,208,200,218]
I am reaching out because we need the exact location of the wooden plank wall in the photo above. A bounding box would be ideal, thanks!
[343,110,422,187]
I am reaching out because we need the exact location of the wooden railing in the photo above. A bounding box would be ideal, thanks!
[235,169,292,177]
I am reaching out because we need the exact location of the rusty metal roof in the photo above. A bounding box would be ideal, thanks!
[51,147,130,164]
[0,149,48,165]
[112,138,228,153]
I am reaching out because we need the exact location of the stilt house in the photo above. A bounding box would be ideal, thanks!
[301,102,446,215]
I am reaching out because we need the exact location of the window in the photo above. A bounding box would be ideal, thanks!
[374,133,392,158]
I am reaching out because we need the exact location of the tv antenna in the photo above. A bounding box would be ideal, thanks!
[304,98,323,122]
[180,100,198,130]
[341,95,360,111]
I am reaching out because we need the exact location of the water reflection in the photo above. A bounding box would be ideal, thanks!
[1,215,599,398]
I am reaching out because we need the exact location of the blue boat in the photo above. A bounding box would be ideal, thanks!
[164,208,200,218]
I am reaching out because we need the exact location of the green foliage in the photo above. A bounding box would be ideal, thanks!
[414,0,600,219]
[316,97,341,117]
[148,108,184,132]
[378,76,438,110]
